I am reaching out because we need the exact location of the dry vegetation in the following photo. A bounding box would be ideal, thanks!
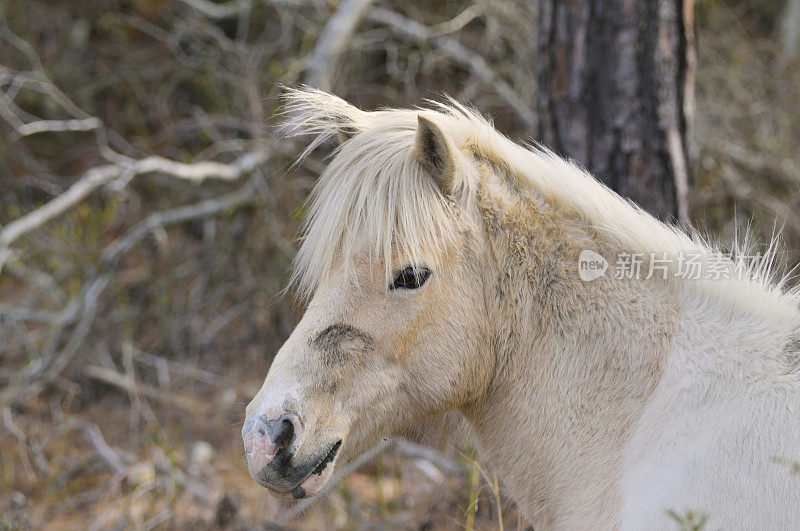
[0,0,798,529]
[694,1,800,259]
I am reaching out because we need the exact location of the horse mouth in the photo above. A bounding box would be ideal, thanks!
[310,439,342,476]
[266,439,342,500]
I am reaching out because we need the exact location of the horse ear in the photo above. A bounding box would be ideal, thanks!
[336,128,354,145]
[414,115,456,193]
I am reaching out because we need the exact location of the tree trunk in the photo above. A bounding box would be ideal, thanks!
[535,0,695,222]
[780,0,800,67]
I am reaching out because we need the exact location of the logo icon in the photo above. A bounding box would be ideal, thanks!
[578,250,608,281]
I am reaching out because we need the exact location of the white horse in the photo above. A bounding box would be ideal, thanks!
[243,88,800,529]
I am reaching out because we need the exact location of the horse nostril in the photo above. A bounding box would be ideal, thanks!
[274,418,294,449]
[255,413,298,450]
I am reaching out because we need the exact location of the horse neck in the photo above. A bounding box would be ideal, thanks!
[462,182,680,526]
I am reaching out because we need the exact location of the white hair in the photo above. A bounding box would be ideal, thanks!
[282,88,799,318]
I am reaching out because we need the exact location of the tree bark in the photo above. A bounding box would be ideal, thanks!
[535,0,695,222]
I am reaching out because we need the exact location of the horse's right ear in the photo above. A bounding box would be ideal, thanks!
[414,115,457,194]
[336,129,352,144]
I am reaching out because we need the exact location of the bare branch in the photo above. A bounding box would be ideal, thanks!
[390,436,464,477]
[77,421,129,476]
[0,150,268,259]
[151,446,218,503]
[0,176,259,406]
[101,176,259,263]
[2,407,37,482]
[14,117,103,137]
[0,276,109,405]
[304,0,375,90]
[0,25,91,119]
[0,305,60,323]
[0,165,121,249]
[83,365,208,413]
[367,7,537,130]
[176,0,254,19]
[426,5,484,37]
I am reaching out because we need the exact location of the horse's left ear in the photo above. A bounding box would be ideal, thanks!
[414,115,457,193]
[336,129,353,145]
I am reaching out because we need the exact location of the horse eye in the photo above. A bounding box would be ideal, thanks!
[389,267,431,290]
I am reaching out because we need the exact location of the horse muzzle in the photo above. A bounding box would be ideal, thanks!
[242,410,342,499]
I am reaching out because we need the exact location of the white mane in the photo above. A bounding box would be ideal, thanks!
[282,88,800,319]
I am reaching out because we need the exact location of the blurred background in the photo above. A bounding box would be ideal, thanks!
[0,0,798,529]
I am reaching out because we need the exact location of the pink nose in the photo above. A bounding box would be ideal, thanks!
[242,413,303,474]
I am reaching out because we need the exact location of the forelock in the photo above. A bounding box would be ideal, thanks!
[289,115,462,299]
